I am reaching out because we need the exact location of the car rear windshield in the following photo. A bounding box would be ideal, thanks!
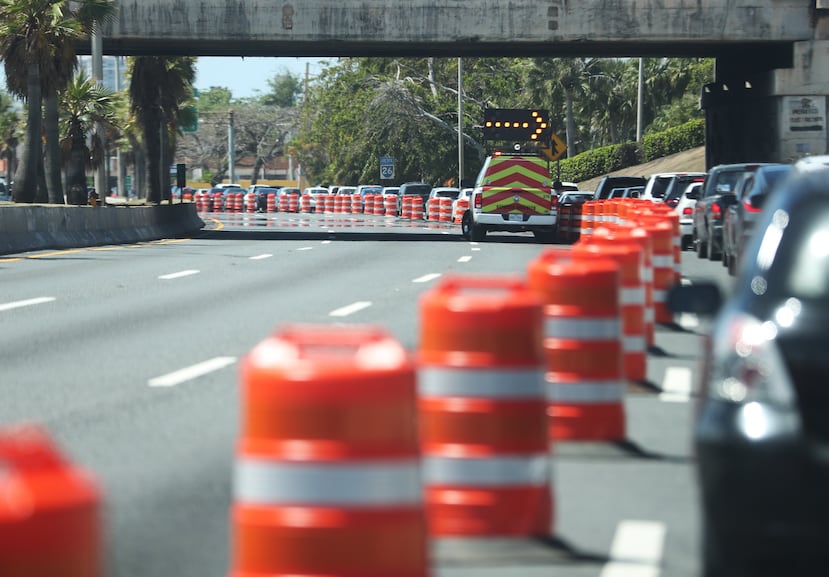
[403,184,431,196]
[435,190,460,198]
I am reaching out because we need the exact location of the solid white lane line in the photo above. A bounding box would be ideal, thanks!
[249,254,273,260]
[458,256,472,263]
[659,366,693,402]
[329,301,372,317]
[0,297,56,312]
[413,273,442,283]
[600,520,666,577]
[158,269,200,280]
[148,356,237,387]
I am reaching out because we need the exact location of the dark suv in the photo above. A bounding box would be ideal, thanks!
[593,175,647,200]
[398,182,432,211]
[693,163,772,261]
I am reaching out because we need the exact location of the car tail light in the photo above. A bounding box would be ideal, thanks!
[711,202,722,220]
[550,193,558,211]
[743,197,762,213]
[666,198,678,208]
[706,311,796,407]
[682,207,693,216]
[474,191,482,209]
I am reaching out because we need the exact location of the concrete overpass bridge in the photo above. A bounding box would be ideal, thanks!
[98,0,829,166]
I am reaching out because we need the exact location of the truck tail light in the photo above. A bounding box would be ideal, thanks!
[474,192,482,209]
[711,202,722,220]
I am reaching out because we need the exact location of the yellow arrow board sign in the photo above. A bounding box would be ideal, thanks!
[541,134,567,161]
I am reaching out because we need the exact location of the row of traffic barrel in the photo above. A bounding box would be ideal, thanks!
[194,190,470,221]
[1,202,680,576]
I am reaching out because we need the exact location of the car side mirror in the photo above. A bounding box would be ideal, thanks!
[667,283,722,317]
[686,189,700,200]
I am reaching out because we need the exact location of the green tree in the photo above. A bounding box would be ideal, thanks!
[262,71,302,108]
[129,56,195,203]
[59,71,117,204]
[0,0,114,203]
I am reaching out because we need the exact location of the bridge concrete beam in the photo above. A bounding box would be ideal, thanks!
[96,0,813,57]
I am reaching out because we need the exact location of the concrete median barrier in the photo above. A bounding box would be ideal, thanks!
[0,203,204,255]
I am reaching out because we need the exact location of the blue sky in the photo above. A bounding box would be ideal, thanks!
[195,57,331,99]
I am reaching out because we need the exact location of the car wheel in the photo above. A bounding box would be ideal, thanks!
[533,229,556,243]
[707,225,721,261]
[470,221,486,242]
[460,211,472,240]
[696,229,708,258]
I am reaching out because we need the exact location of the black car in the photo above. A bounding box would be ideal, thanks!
[722,164,791,275]
[692,163,772,261]
[673,165,829,577]
[593,175,647,200]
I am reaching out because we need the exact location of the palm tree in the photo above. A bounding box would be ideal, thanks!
[129,56,195,204]
[0,88,19,187]
[59,71,117,204]
[0,0,115,203]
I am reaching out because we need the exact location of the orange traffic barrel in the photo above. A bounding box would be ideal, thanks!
[401,195,412,219]
[633,214,676,324]
[287,193,299,213]
[350,193,361,214]
[454,197,469,223]
[230,325,428,577]
[574,231,647,383]
[581,201,596,237]
[411,197,424,220]
[418,275,552,537]
[266,192,277,212]
[526,249,626,441]
[438,197,453,222]
[0,425,101,577]
[384,194,398,217]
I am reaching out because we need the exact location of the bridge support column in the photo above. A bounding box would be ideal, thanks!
[771,40,829,162]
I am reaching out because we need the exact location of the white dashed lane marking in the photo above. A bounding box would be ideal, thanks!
[659,366,693,403]
[458,256,472,263]
[158,270,200,280]
[329,301,373,317]
[249,254,273,260]
[413,273,442,283]
[600,520,666,577]
[0,297,56,312]
[148,357,237,387]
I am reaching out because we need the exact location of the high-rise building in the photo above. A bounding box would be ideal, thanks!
[77,55,128,91]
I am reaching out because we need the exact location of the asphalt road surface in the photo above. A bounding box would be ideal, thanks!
[0,210,733,577]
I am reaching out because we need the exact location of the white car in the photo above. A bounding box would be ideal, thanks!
[642,172,706,203]
[425,187,460,219]
[675,181,701,250]
[301,186,330,212]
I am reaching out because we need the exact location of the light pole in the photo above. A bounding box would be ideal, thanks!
[637,58,644,142]
[458,57,464,188]
[92,24,106,198]
[228,109,236,184]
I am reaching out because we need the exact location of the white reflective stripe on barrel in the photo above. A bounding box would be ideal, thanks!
[547,380,624,402]
[653,289,668,302]
[234,458,422,506]
[642,265,653,283]
[418,367,545,399]
[652,255,674,268]
[620,286,646,306]
[645,307,655,323]
[423,455,550,486]
[622,335,647,353]
[544,317,621,341]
